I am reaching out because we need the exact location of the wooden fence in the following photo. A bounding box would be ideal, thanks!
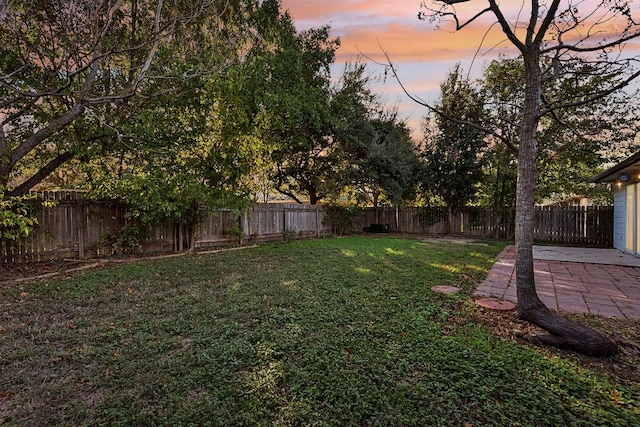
[1,192,614,264]
[533,205,613,246]
[366,205,612,246]
[1,193,331,264]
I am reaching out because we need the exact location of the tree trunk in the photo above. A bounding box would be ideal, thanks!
[373,193,379,224]
[515,48,617,357]
[515,52,545,315]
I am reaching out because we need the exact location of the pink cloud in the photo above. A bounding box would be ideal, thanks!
[337,22,515,62]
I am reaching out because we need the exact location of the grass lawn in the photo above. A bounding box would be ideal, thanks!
[1,236,639,426]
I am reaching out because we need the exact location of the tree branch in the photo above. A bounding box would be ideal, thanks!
[5,103,86,173]
[8,151,75,196]
[542,29,640,54]
[487,0,526,53]
[540,68,640,115]
[372,44,518,153]
[533,0,562,45]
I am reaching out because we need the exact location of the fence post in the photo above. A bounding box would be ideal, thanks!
[77,198,86,259]
[242,210,250,238]
[283,205,287,235]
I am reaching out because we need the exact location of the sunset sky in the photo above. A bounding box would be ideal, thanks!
[279,0,640,136]
[279,0,521,133]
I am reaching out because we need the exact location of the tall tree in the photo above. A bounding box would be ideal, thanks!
[228,7,339,204]
[410,0,640,355]
[80,0,294,242]
[475,55,639,221]
[420,64,487,231]
[330,62,421,211]
[345,115,422,215]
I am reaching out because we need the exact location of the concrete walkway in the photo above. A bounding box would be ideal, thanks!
[475,246,640,319]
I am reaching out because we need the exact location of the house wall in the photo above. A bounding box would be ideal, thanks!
[614,188,626,251]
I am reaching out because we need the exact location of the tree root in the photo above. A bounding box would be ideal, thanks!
[514,305,618,357]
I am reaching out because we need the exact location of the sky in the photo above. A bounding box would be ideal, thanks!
[279,0,521,134]
[279,0,640,137]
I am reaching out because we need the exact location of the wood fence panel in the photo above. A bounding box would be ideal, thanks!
[1,192,614,265]
[247,204,285,238]
[533,206,612,247]
[196,209,238,247]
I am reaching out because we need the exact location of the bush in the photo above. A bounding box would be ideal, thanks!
[0,191,53,243]
[322,203,364,236]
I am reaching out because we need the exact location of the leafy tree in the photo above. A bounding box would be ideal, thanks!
[345,115,422,219]
[420,65,487,232]
[412,0,640,355]
[0,189,42,243]
[479,57,640,205]
[329,62,421,213]
[474,58,521,225]
[0,0,245,197]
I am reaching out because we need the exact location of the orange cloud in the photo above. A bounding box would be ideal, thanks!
[282,0,419,22]
[336,22,515,63]
[283,0,640,64]
[282,0,640,136]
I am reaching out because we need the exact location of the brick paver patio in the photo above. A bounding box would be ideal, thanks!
[475,245,640,319]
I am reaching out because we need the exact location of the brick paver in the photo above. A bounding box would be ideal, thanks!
[475,245,640,319]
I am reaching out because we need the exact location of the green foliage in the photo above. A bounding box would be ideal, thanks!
[479,56,640,206]
[0,194,38,243]
[0,190,54,243]
[100,224,143,255]
[2,237,638,425]
[1,0,245,195]
[225,223,246,244]
[420,64,488,213]
[339,79,423,209]
[282,227,297,242]
[322,203,364,236]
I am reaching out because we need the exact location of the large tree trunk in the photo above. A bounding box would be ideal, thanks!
[515,49,617,357]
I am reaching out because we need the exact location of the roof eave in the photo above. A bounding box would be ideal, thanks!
[591,151,640,183]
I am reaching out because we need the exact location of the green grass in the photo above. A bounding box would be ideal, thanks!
[1,236,638,426]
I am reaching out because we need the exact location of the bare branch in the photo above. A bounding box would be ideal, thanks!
[372,43,518,153]
[546,76,640,119]
[534,0,562,45]
[540,92,585,142]
[131,0,165,92]
[487,0,526,53]
[542,29,640,54]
